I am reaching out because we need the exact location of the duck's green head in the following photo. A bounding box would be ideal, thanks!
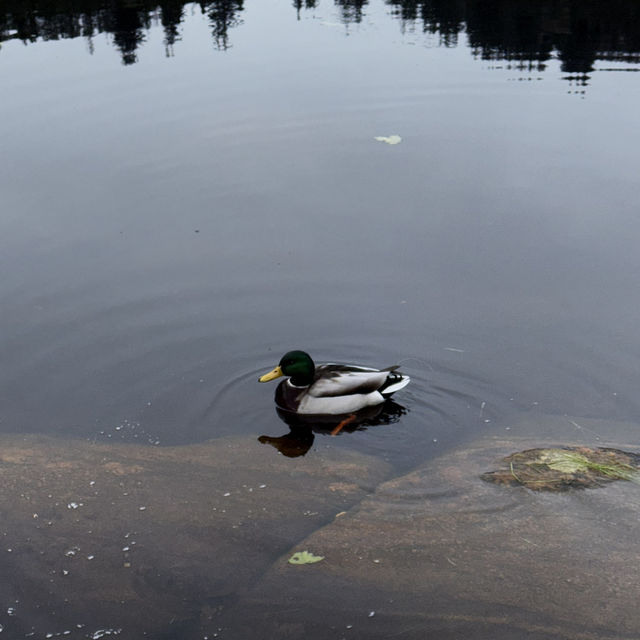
[259,350,315,386]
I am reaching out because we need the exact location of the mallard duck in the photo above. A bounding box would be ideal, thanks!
[259,350,410,415]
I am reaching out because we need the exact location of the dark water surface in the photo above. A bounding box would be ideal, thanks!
[1,0,640,635]
[2,0,640,455]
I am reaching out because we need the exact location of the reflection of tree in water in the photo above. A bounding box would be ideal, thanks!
[552,0,640,81]
[1,0,639,79]
[199,0,243,50]
[159,0,184,56]
[293,0,318,21]
[104,3,150,65]
[387,0,464,47]
[0,0,244,62]
[335,0,368,24]
[387,0,640,82]
[464,0,554,72]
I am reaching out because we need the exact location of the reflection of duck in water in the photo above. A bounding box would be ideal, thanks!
[258,350,410,415]
[258,401,408,457]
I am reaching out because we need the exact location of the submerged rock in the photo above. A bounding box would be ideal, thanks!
[224,432,640,639]
[4,415,640,640]
[482,446,640,490]
[0,434,390,638]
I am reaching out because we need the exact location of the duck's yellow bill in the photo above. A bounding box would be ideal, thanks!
[259,365,283,382]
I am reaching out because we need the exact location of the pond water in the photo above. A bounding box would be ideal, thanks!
[1,0,640,636]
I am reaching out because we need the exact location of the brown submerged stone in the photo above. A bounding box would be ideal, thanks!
[3,417,640,640]
[482,446,640,491]
[0,434,390,638]
[219,432,640,640]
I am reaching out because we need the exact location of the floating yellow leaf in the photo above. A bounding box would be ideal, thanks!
[374,135,402,145]
[288,550,324,565]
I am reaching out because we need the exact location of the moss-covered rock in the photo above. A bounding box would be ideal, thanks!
[482,446,640,490]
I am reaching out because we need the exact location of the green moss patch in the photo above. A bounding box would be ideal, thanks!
[482,446,640,491]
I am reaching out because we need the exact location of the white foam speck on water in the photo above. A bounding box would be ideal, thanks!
[100,419,160,445]
[91,629,122,639]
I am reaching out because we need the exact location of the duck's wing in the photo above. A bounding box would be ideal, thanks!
[308,364,390,397]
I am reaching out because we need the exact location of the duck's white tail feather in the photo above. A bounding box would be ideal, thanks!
[382,375,410,396]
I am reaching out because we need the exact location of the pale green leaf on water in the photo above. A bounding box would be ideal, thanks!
[288,550,324,565]
[374,135,402,145]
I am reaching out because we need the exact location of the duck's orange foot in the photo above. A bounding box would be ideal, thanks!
[331,414,357,436]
